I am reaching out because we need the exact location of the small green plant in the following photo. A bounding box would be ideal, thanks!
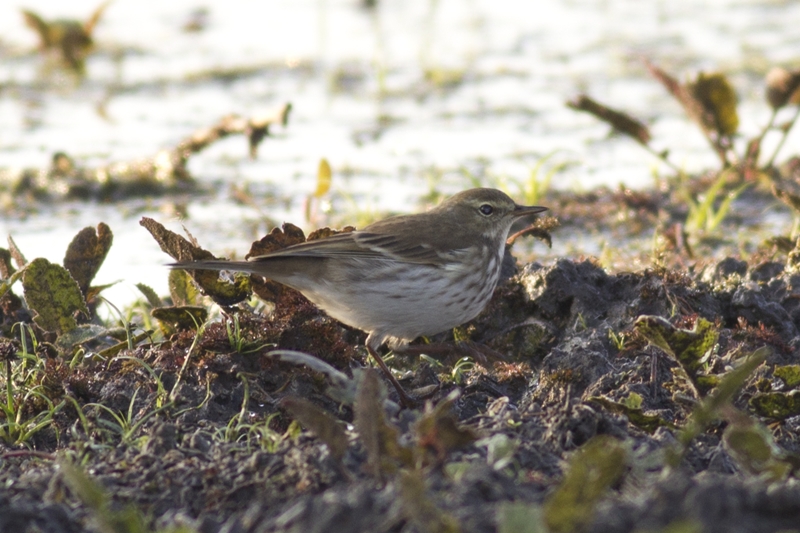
[519,152,569,206]
[85,380,173,446]
[568,61,800,234]
[607,328,626,351]
[117,356,170,407]
[225,314,273,354]
[569,62,800,173]
[450,357,475,385]
[226,314,245,352]
[169,316,207,403]
[574,313,588,331]
[245,412,284,453]
[211,374,285,452]
[418,353,444,368]
[0,323,65,446]
[681,169,750,236]
[217,373,252,444]
[0,379,65,446]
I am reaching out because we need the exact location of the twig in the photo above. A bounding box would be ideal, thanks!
[765,106,800,168]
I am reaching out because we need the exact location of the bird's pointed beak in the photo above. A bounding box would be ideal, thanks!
[512,204,548,218]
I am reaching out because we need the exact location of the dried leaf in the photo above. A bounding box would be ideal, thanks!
[567,94,651,145]
[246,223,306,258]
[765,67,800,110]
[83,1,111,35]
[84,282,117,304]
[307,226,356,241]
[7,236,27,269]
[97,331,152,359]
[0,248,15,278]
[20,10,51,47]
[63,223,113,296]
[246,122,269,159]
[280,396,348,465]
[689,72,739,137]
[646,60,706,127]
[646,61,739,143]
[506,216,557,247]
[22,258,88,335]
[315,158,332,197]
[140,217,213,263]
[141,217,251,306]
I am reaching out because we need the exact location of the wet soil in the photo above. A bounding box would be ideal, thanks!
[3,241,800,532]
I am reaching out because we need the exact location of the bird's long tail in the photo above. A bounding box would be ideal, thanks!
[170,260,263,276]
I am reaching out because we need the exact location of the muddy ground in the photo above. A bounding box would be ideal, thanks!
[3,207,800,533]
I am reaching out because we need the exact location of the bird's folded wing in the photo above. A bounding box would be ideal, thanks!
[249,231,466,266]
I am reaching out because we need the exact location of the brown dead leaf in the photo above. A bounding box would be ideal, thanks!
[7,236,27,269]
[646,60,705,125]
[140,217,214,263]
[307,225,356,242]
[246,223,307,258]
[0,249,15,278]
[567,95,651,145]
[507,216,557,247]
[766,67,800,110]
[83,1,111,35]
[140,217,251,306]
[63,223,113,297]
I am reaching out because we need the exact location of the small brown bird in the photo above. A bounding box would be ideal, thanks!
[172,188,547,406]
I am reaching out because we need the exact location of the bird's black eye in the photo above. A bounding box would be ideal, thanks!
[479,204,494,216]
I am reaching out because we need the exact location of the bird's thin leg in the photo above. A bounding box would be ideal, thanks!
[366,344,416,408]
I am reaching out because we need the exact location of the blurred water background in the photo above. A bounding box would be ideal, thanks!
[1,0,799,308]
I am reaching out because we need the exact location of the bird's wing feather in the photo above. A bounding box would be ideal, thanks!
[248,225,467,266]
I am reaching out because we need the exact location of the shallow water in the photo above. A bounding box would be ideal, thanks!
[1,0,799,308]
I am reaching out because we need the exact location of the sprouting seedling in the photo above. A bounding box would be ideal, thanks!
[682,168,750,236]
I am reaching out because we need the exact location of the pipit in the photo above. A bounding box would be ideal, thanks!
[172,188,547,406]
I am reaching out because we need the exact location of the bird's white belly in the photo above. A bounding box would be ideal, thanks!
[301,255,500,345]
